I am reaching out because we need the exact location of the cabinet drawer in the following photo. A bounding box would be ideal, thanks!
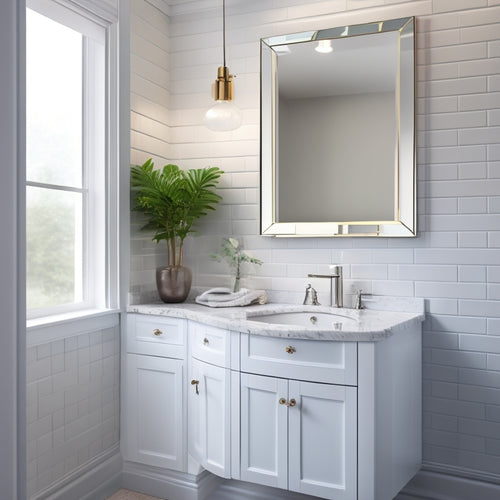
[190,322,230,368]
[240,334,357,385]
[127,314,186,359]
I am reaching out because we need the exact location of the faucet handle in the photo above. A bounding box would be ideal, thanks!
[355,289,372,309]
[303,284,320,305]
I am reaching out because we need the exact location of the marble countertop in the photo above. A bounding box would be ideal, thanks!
[127,298,424,341]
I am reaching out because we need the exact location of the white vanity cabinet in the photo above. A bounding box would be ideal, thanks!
[122,314,187,471]
[124,305,422,500]
[240,335,358,500]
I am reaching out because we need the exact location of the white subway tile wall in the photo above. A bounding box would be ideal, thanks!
[26,326,120,497]
[130,0,171,297]
[128,0,500,482]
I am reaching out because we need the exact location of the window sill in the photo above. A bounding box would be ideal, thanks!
[27,308,121,347]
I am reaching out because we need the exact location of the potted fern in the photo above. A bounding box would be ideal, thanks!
[131,159,223,302]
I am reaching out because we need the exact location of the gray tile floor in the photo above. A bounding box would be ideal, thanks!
[106,486,425,500]
[106,490,163,500]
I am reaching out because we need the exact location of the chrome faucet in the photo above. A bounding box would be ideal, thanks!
[308,266,343,307]
[303,284,319,305]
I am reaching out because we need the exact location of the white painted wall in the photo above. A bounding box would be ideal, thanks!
[0,1,24,498]
[130,0,500,485]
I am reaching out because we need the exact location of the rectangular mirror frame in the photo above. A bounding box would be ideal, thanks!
[260,17,416,238]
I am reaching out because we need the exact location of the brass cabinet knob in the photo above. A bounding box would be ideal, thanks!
[279,397,296,407]
[191,379,200,395]
[153,328,163,336]
[285,345,296,354]
[203,337,209,345]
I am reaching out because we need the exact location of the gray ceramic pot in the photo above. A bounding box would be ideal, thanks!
[156,265,192,303]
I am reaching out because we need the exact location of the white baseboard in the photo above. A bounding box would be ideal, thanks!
[34,447,122,500]
[34,455,500,500]
[398,465,500,500]
[119,465,500,500]
[205,480,324,500]
[205,468,500,500]
[121,461,222,500]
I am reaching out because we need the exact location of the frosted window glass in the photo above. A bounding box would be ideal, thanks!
[26,186,83,310]
[26,9,82,188]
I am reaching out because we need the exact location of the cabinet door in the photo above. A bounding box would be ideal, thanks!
[189,357,230,478]
[124,354,185,471]
[240,373,288,489]
[288,381,357,500]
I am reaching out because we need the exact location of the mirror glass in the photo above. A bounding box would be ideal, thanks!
[260,17,416,237]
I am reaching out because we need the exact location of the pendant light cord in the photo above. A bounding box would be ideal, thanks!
[222,0,226,67]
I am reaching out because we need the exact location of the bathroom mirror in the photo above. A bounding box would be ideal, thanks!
[260,17,416,237]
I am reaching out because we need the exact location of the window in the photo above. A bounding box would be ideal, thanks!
[26,1,113,318]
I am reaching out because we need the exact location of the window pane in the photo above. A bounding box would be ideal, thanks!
[26,8,82,187]
[26,186,83,310]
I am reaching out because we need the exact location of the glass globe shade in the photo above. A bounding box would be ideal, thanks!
[315,39,333,54]
[205,100,242,131]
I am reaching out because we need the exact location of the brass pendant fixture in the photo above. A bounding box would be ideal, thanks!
[205,0,242,131]
[213,66,234,101]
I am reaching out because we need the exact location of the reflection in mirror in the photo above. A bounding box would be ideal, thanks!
[260,18,416,237]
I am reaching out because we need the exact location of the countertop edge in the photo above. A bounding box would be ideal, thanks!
[126,302,424,342]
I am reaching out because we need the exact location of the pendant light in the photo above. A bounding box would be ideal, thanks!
[205,0,242,132]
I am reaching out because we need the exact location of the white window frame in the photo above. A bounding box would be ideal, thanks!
[26,0,119,323]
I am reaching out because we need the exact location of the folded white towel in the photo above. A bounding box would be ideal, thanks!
[195,287,268,308]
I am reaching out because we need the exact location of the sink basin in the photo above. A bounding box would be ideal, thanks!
[248,311,357,329]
